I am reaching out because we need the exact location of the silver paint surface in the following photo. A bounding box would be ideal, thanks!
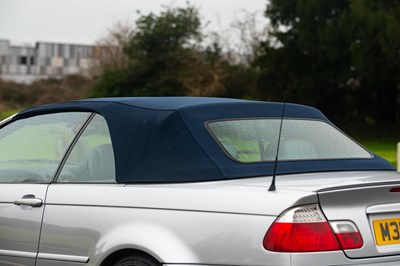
[0,184,48,265]
[2,171,400,265]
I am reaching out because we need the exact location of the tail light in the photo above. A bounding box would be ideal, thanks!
[330,221,363,249]
[263,204,363,252]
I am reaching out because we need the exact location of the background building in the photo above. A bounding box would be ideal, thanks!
[0,40,101,83]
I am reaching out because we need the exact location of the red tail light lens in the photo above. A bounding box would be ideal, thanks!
[263,204,363,252]
[264,222,340,252]
[390,187,400,193]
[330,221,363,249]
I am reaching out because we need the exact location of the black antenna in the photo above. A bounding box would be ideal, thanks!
[268,91,287,191]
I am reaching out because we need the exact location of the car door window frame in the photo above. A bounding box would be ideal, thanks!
[0,111,94,184]
[54,113,116,184]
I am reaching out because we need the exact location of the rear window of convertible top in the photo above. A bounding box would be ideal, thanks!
[207,119,372,163]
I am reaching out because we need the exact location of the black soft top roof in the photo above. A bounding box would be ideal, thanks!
[15,97,395,183]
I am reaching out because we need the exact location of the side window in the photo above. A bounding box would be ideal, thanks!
[0,112,91,183]
[58,114,115,183]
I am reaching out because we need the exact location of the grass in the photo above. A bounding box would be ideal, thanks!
[358,140,398,168]
[0,110,19,121]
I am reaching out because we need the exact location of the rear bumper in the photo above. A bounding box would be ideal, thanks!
[291,251,400,266]
[165,254,400,266]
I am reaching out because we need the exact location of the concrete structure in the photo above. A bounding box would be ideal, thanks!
[0,39,101,83]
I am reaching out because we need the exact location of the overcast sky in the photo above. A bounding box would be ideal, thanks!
[0,0,267,46]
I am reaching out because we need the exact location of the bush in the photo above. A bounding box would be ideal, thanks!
[0,75,94,112]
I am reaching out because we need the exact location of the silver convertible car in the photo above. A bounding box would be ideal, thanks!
[0,97,399,266]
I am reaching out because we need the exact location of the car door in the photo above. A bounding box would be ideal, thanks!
[36,114,117,266]
[0,112,92,265]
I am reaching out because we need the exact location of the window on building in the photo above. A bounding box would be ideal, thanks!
[20,56,27,65]
[0,55,7,65]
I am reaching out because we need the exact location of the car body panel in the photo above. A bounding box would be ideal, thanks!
[39,205,281,265]
[0,184,48,265]
[318,182,400,258]
[37,171,400,265]
[37,182,315,265]
[290,252,400,266]
[231,171,400,192]
[43,182,317,216]
[232,170,400,260]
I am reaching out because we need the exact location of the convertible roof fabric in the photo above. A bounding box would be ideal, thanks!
[16,97,396,183]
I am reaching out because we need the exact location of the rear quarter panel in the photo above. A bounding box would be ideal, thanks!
[36,182,316,266]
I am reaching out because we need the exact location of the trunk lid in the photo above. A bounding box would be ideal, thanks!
[232,170,400,258]
[315,171,400,258]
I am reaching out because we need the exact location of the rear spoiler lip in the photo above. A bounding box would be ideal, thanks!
[317,180,400,193]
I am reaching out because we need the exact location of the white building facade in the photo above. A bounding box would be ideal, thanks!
[0,40,101,83]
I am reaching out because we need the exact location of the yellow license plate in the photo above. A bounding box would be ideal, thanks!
[373,218,400,246]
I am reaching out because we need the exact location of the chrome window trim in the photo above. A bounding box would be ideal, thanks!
[37,253,89,263]
[53,112,96,183]
[0,113,17,127]
[0,249,36,259]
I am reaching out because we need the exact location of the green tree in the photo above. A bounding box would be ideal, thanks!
[94,4,203,97]
[347,1,400,123]
[93,4,265,99]
[259,0,400,124]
